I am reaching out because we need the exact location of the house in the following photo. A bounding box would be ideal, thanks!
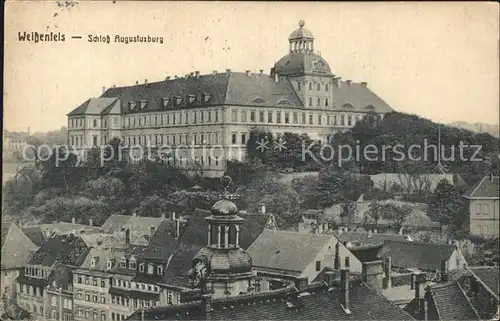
[46,265,74,321]
[376,240,468,275]
[16,234,89,320]
[246,230,363,288]
[464,266,499,319]
[1,222,39,300]
[126,260,415,321]
[462,175,499,237]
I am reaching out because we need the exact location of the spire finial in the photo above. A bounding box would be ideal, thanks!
[220,175,232,199]
[298,20,305,28]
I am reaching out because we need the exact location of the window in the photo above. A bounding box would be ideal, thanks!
[348,115,352,126]
[208,111,212,122]
[78,291,83,299]
[232,134,237,144]
[93,136,98,146]
[185,112,188,124]
[276,111,282,123]
[302,113,306,124]
[333,115,338,125]
[318,114,322,125]
[325,98,329,107]
[93,294,98,302]
[316,261,321,271]
[85,293,90,301]
[101,294,106,304]
[297,82,301,91]
[147,264,154,275]
[241,133,247,145]
[316,83,320,91]
[483,204,489,215]
[93,119,97,127]
[92,277,98,286]
[93,310,98,321]
[85,309,90,319]
[241,111,247,122]
[101,313,107,321]
[308,97,312,106]
[316,97,320,107]
[259,111,265,122]
[215,110,219,122]
[308,82,312,90]
[231,110,237,122]
[325,83,329,92]
[284,112,290,124]
[267,112,273,123]
[52,297,57,306]
[77,276,82,284]
[309,114,313,125]
[40,306,44,315]
[157,265,164,275]
[340,115,345,126]
[120,258,126,268]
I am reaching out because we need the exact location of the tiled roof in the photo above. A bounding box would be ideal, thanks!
[141,220,184,261]
[1,222,39,269]
[430,281,480,320]
[101,214,132,230]
[468,266,499,299]
[79,248,126,271]
[67,97,119,116]
[47,265,73,292]
[128,282,414,320]
[69,71,394,116]
[100,214,166,246]
[332,231,408,248]
[246,230,332,273]
[377,240,457,271]
[21,226,47,246]
[163,208,271,287]
[463,176,499,199]
[28,234,89,267]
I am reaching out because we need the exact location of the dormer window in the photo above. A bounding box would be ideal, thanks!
[106,260,113,270]
[147,264,154,275]
[139,263,145,273]
[120,257,127,268]
[157,265,164,275]
[187,95,196,104]
[174,96,182,106]
[90,257,98,268]
[129,101,137,111]
[365,104,375,110]
[343,103,354,109]
[203,93,212,103]
[162,97,171,108]
[129,257,137,270]
[139,100,147,110]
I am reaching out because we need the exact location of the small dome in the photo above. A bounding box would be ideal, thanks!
[211,199,238,216]
[289,20,314,40]
[273,52,332,76]
[194,247,252,274]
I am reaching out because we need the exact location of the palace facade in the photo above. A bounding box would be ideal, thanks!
[67,20,393,176]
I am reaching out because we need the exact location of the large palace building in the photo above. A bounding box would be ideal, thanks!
[67,20,393,176]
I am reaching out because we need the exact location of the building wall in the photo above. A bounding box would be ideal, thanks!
[16,284,47,319]
[300,237,362,283]
[46,291,73,321]
[73,272,111,321]
[447,249,468,271]
[469,199,499,237]
[1,269,20,300]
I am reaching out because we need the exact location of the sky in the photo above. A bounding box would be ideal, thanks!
[4,1,499,133]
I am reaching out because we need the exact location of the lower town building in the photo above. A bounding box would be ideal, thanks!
[463,175,499,237]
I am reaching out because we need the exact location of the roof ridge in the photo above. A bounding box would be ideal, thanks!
[469,176,488,198]
[455,280,482,320]
[383,239,455,248]
[362,282,417,319]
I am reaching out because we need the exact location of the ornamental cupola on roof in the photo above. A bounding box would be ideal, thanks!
[288,20,314,53]
[189,176,255,299]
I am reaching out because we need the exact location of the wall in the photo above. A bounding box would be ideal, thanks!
[469,199,499,237]
[0,269,20,300]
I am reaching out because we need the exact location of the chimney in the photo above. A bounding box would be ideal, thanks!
[334,77,342,88]
[71,217,76,224]
[414,272,426,314]
[490,173,495,182]
[112,84,116,88]
[102,86,106,94]
[274,72,278,83]
[135,81,139,85]
[337,226,343,234]
[166,76,171,81]
[160,213,166,219]
[368,229,372,238]
[150,226,155,236]
[294,277,308,292]
[373,228,377,234]
[88,219,93,227]
[424,300,428,321]
[384,256,392,288]
[175,219,180,239]
[213,70,217,75]
[226,69,231,74]
[340,257,351,314]
[361,82,367,87]
[195,71,200,79]
[174,75,178,79]
[440,260,449,283]
[201,294,212,319]
[132,212,137,217]
[259,69,264,74]
[245,70,251,76]
[324,271,336,287]
[259,204,266,214]
[190,72,194,77]
[346,80,352,86]
[362,260,384,293]
[125,228,130,248]
[172,212,177,221]
[80,230,86,235]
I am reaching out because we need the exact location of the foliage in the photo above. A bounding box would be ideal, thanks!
[428,179,467,235]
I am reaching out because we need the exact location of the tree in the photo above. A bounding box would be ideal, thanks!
[366,201,384,226]
[2,165,42,217]
[428,179,466,233]
[384,203,412,232]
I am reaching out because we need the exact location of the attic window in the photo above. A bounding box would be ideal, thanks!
[106,260,113,270]
[139,100,147,110]
[187,94,196,104]
[343,103,354,109]
[162,97,171,108]
[147,264,154,275]
[129,256,137,270]
[128,101,137,110]
[277,99,292,106]
[90,257,99,268]
[139,263,145,273]
[120,257,127,268]
[365,104,375,109]
[203,93,212,103]
[252,97,266,104]
[157,265,164,275]
[174,96,182,106]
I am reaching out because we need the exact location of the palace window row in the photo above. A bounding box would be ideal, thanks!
[123,109,220,129]
[76,306,107,321]
[24,266,50,279]
[76,275,108,288]
[76,290,107,304]
[111,295,159,309]
[18,284,44,297]
[298,81,329,92]
[124,132,221,147]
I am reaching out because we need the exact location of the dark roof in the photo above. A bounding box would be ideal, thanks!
[21,226,47,246]
[463,176,499,199]
[128,282,414,321]
[28,234,89,267]
[247,230,333,273]
[47,265,73,292]
[377,240,457,271]
[468,266,499,299]
[332,231,408,248]
[109,287,160,301]
[430,281,480,320]
[350,244,383,263]
[142,220,184,261]
[163,208,271,287]
[67,97,119,116]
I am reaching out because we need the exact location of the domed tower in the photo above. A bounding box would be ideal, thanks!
[189,176,255,298]
[271,20,335,110]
